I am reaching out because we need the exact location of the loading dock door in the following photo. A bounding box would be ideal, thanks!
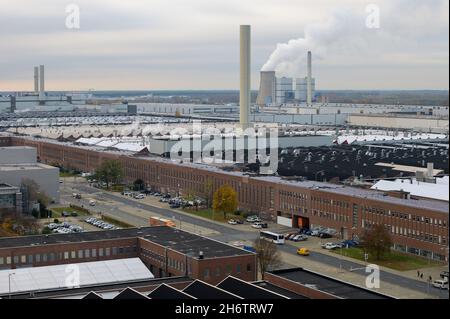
[296,216,310,229]
[277,216,293,227]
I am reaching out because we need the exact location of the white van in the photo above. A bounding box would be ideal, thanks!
[432,279,449,289]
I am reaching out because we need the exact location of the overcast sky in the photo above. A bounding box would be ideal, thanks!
[0,0,448,91]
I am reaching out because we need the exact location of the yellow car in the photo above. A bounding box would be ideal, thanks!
[297,248,310,256]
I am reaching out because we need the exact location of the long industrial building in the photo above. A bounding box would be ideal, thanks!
[1,135,448,262]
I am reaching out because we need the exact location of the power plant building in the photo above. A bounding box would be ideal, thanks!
[257,51,316,106]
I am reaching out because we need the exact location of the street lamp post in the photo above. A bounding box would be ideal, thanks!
[8,272,16,299]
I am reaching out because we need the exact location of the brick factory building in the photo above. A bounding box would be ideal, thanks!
[0,226,256,285]
[3,135,449,262]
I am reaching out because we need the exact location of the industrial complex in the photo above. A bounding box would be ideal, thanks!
[0,21,448,302]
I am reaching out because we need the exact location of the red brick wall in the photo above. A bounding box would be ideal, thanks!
[264,272,338,299]
[9,136,449,260]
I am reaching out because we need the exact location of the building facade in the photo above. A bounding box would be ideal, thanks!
[0,146,60,203]
[0,183,23,214]
[8,136,449,262]
[0,227,257,285]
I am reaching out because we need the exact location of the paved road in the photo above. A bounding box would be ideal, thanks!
[63,181,449,299]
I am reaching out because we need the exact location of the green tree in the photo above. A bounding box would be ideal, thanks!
[21,178,51,216]
[361,224,392,261]
[42,226,52,235]
[212,185,238,219]
[95,160,124,189]
[203,178,214,208]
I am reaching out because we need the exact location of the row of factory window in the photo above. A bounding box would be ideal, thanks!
[0,246,137,267]
[311,197,350,209]
[363,221,447,245]
[363,207,447,227]
[167,257,185,273]
[392,245,446,262]
[203,263,251,280]
[312,210,350,223]
[280,191,308,201]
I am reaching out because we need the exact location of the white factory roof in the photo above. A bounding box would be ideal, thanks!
[335,133,447,145]
[371,176,449,202]
[0,258,154,295]
[112,143,148,152]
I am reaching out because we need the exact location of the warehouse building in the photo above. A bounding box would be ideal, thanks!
[0,146,60,203]
[0,226,256,287]
[0,183,23,214]
[6,135,449,261]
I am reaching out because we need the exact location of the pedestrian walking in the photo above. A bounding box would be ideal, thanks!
[417,270,420,277]
[420,273,424,279]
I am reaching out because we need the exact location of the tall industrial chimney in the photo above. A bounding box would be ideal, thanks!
[307,51,312,106]
[240,25,251,129]
[34,66,39,93]
[39,65,45,101]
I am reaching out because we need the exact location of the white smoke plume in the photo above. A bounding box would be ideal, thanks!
[261,1,448,78]
[261,9,367,77]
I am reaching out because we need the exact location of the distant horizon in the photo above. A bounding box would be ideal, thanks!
[1,88,449,94]
[0,0,448,91]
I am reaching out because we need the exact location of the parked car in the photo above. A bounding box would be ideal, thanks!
[341,240,358,248]
[228,219,238,225]
[89,200,96,206]
[134,194,145,199]
[432,279,449,289]
[285,233,296,240]
[246,215,261,223]
[251,222,263,229]
[319,232,333,239]
[297,248,310,256]
[321,242,338,250]
[293,235,308,242]
[310,230,320,236]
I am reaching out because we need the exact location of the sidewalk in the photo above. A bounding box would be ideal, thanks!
[284,234,448,284]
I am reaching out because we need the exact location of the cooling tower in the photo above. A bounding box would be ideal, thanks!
[240,25,251,129]
[256,71,276,107]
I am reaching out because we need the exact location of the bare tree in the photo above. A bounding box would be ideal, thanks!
[253,238,283,280]
[361,224,392,261]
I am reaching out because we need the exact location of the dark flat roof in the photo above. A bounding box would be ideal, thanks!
[148,284,195,300]
[4,275,192,299]
[270,268,393,299]
[183,280,242,299]
[252,281,309,299]
[114,287,149,300]
[217,276,288,299]
[0,226,252,259]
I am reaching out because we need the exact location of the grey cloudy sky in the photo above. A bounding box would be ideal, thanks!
[0,0,448,91]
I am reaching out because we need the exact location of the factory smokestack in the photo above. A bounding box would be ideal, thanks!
[240,25,251,129]
[34,66,39,93]
[256,71,276,107]
[307,51,312,106]
[39,65,45,101]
